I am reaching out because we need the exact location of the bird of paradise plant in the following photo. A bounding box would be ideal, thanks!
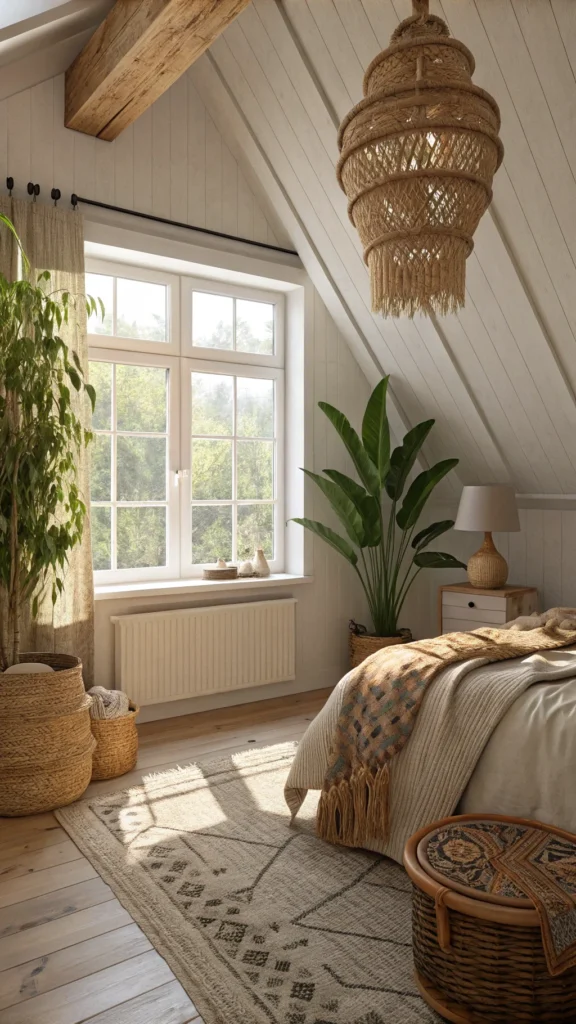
[293,376,465,637]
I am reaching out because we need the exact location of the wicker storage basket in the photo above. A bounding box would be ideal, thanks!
[0,653,95,817]
[404,813,576,1023]
[349,628,412,668]
[91,701,139,781]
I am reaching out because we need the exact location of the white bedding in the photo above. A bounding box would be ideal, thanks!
[285,647,576,862]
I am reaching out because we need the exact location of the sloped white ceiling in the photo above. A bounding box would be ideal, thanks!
[189,0,576,498]
[3,0,576,498]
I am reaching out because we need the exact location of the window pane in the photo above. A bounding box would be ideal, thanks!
[89,361,112,431]
[191,372,233,436]
[116,278,167,342]
[192,292,233,350]
[117,507,166,568]
[117,436,166,501]
[86,274,113,336]
[91,506,111,570]
[116,364,167,432]
[237,504,274,560]
[91,434,112,501]
[237,377,274,438]
[192,439,232,500]
[192,505,232,564]
[236,299,274,355]
[237,440,273,500]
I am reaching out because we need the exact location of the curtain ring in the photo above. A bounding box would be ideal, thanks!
[51,188,61,207]
[6,177,13,196]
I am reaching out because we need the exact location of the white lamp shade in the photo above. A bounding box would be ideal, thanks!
[454,485,520,533]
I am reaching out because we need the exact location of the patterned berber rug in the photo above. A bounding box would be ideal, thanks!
[56,743,440,1024]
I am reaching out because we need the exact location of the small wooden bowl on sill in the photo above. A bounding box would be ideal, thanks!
[202,566,238,581]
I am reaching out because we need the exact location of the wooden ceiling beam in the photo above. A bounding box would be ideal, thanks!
[65,0,252,141]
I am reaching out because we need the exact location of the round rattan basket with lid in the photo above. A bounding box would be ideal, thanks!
[0,653,95,816]
[90,701,139,781]
[404,813,576,1023]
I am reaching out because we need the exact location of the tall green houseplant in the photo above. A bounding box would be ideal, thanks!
[0,217,97,669]
[294,377,465,637]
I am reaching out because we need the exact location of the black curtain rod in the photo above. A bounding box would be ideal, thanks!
[71,195,298,257]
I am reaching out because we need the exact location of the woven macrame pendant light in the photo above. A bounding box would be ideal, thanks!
[337,0,503,318]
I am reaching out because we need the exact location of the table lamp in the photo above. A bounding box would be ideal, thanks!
[454,485,520,588]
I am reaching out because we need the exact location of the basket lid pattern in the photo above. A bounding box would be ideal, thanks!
[419,819,531,904]
[414,816,576,977]
[421,819,576,905]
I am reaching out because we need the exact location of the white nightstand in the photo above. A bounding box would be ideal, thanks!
[438,583,538,635]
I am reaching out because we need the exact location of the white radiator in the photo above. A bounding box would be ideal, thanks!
[111,598,296,705]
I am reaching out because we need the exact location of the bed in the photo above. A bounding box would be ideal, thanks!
[285,643,576,864]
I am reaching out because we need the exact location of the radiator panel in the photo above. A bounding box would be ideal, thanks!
[112,598,297,705]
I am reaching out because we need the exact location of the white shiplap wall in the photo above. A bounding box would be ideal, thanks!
[0,63,371,702]
[196,0,576,497]
[0,70,291,249]
[403,505,576,640]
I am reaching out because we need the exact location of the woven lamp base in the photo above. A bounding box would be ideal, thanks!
[466,532,508,589]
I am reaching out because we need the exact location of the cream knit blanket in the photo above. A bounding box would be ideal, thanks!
[285,641,576,863]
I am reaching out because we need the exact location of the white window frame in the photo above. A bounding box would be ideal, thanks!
[87,258,285,584]
[180,359,285,577]
[181,275,284,369]
[88,348,180,584]
[86,258,180,356]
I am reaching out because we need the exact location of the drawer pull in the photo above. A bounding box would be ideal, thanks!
[468,601,475,608]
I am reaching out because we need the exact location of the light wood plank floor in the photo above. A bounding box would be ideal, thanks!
[0,688,331,1024]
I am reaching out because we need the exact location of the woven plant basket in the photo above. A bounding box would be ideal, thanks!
[349,629,412,669]
[404,814,576,1023]
[0,653,95,817]
[91,701,139,781]
[337,0,503,318]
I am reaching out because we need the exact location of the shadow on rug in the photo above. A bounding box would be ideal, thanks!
[56,743,440,1024]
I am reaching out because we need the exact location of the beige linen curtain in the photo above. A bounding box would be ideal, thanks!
[2,199,95,682]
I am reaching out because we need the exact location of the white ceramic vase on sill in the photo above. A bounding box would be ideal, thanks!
[252,548,270,577]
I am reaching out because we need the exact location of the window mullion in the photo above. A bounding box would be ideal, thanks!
[232,375,237,564]
[111,363,118,571]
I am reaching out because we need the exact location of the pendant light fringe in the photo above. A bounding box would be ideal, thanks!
[337,1,503,318]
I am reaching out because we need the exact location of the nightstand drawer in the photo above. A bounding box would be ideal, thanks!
[442,591,507,613]
[443,616,500,634]
[439,584,538,636]
[441,601,507,625]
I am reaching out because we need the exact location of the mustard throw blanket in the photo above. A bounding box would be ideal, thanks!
[317,626,576,848]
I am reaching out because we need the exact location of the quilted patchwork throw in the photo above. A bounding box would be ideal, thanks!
[317,625,576,849]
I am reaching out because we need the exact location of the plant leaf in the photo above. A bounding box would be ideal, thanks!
[301,469,364,546]
[361,376,390,485]
[396,460,459,530]
[412,520,454,551]
[323,469,381,546]
[318,401,380,496]
[291,518,358,565]
[413,551,467,570]
[385,420,435,501]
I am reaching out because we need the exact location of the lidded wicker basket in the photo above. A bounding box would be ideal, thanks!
[90,701,139,781]
[337,0,503,318]
[404,813,576,1023]
[0,653,95,816]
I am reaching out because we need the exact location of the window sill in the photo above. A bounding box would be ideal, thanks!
[94,573,314,602]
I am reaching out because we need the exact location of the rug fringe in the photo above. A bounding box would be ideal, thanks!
[316,764,389,847]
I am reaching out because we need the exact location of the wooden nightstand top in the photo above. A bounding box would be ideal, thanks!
[439,583,538,598]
